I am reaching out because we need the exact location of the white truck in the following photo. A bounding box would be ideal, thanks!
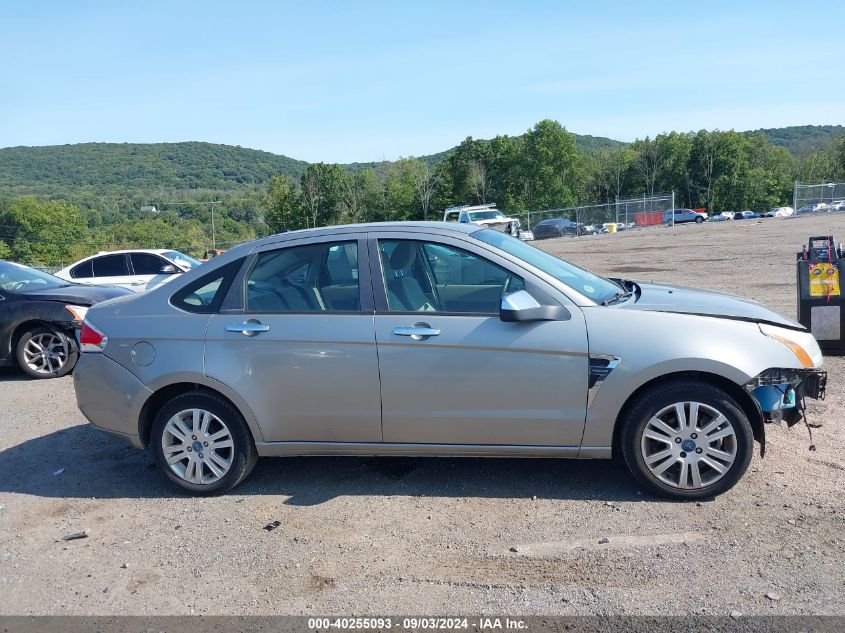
[443,204,529,239]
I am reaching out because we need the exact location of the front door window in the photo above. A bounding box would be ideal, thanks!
[378,239,524,314]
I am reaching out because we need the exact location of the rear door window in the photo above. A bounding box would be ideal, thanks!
[246,241,361,313]
[92,254,130,277]
[70,260,94,279]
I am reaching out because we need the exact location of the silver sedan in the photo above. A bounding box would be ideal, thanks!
[73,222,827,499]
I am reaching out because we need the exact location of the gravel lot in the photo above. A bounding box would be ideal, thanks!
[1,214,844,616]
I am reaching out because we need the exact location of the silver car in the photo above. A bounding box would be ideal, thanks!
[74,222,827,499]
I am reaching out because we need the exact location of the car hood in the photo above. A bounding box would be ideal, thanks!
[473,217,517,225]
[22,284,132,306]
[621,281,802,330]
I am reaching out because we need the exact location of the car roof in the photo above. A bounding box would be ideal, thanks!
[227,221,479,253]
[91,248,174,256]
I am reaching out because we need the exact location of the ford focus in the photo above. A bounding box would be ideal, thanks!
[73,222,827,499]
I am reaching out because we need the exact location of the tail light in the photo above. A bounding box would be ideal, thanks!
[79,320,108,353]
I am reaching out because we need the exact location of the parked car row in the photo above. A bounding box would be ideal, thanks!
[797,201,845,214]
[467,199,843,242]
[667,208,796,223]
[532,219,638,239]
[525,202,829,239]
[0,248,201,378]
[706,208,796,221]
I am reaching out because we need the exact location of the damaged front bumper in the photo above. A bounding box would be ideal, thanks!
[745,367,827,426]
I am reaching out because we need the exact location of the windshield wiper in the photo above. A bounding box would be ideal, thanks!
[600,290,634,306]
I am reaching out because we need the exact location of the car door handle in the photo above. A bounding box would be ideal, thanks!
[226,321,270,335]
[392,324,440,340]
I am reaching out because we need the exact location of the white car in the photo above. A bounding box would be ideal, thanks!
[766,206,795,218]
[55,249,202,292]
[828,201,845,212]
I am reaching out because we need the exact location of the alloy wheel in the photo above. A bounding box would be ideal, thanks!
[640,401,737,489]
[161,408,234,485]
[22,332,69,375]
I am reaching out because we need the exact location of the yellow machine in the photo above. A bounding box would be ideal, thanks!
[797,235,844,353]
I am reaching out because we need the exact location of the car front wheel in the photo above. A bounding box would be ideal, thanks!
[15,325,78,379]
[621,381,754,499]
[151,391,257,495]
[695,216,704,223]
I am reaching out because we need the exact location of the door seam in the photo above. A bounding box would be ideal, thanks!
[366,234,385,442]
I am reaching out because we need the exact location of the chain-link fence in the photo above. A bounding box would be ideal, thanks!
[25,264,63,274]
[511,193,675,238]
[793,181,845,213]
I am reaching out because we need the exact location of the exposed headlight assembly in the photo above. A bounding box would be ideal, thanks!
[759,323,814,368]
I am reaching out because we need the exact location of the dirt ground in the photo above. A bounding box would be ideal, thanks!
[1,214,844,616]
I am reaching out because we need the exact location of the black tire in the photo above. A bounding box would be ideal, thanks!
[695,215,704,223]
[620,380,754,500]
[151,390,258,495]
[15,325,78,379]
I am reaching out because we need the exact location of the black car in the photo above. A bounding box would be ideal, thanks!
[0,261,131,378]
[532,218,581,239]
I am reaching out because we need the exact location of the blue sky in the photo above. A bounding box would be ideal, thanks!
[1,0,843,162]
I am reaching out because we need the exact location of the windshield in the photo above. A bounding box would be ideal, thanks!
[0,261,66,292]
[468,210,505,221]
[163,251,202,269]
[473,229,623,303]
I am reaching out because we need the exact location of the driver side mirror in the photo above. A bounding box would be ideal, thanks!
[500,290,569,322]
[159,264,179,274]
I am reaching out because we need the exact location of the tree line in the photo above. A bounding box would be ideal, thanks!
[1,120,844,267]
[264,121,845,233]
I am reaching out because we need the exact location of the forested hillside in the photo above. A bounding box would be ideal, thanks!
[0,126,836,201]
[0,123,843,267]
[752,125,845,155]
[0,142,308,196]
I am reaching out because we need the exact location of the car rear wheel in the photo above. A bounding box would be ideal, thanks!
[151,391,257,495]
[621,381,753,500]
[15,325,78,379]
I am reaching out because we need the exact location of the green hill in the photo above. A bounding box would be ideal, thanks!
[0,142,308,197]
[346,133,625,173]
[749,125,845,154]
[0,126,839,200]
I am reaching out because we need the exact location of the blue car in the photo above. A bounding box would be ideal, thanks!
[664,209,705,225]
